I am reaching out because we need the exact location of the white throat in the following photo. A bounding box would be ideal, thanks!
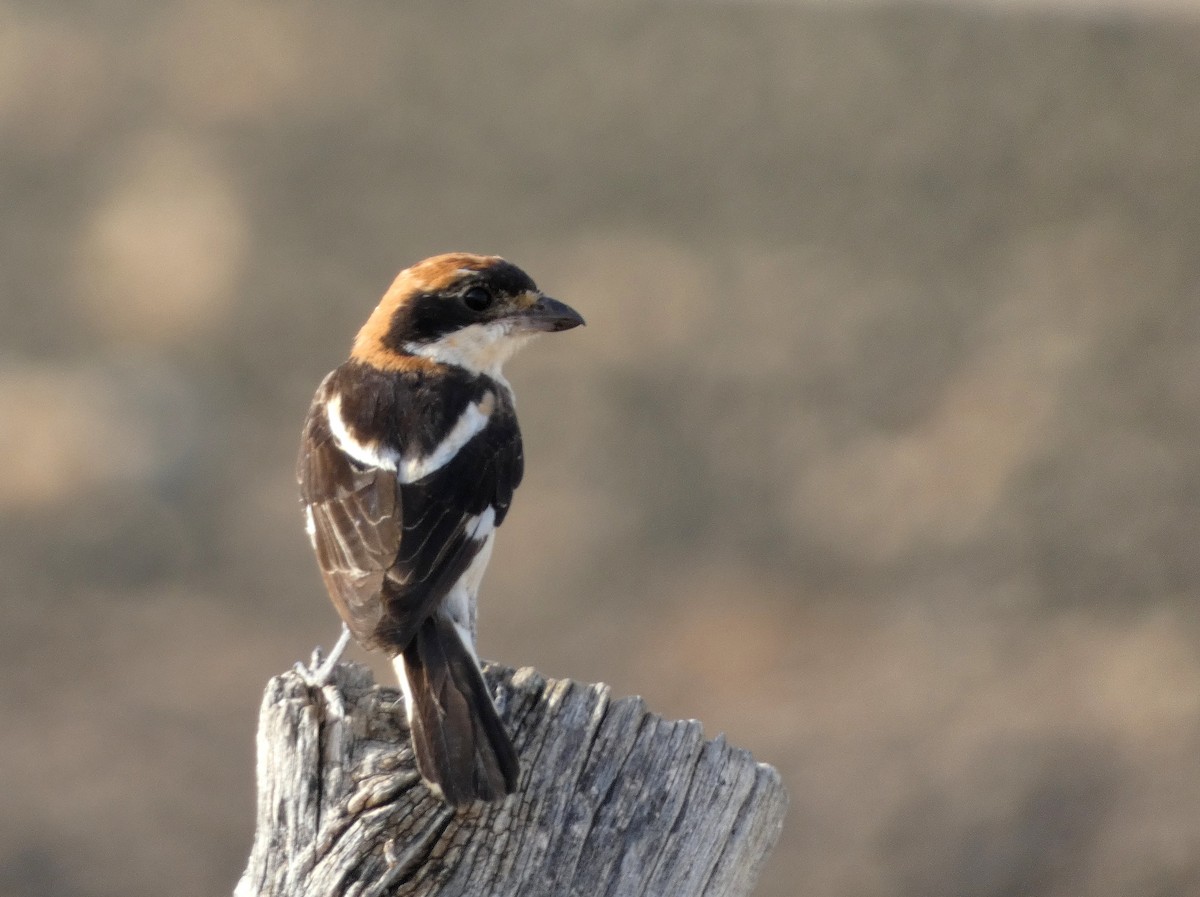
[404,322,537,380]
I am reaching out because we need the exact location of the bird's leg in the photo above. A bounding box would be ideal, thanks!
[295,623,353,687]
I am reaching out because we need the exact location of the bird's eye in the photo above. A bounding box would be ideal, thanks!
[462,286,494,312]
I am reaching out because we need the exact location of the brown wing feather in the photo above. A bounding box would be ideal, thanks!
[298,366,524,654]
[298,386,401,648]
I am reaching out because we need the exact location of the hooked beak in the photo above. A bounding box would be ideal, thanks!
[515,295,586,333]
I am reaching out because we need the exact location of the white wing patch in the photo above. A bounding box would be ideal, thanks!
[325,394,400,470]
[465,506,496,542]
[392,654,416,716]
[304,505,317,547]
[398,398,493,484]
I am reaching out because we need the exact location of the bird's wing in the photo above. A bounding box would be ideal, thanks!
[298,394,401,646]
[299,379,524,652]
[375,400,524,648]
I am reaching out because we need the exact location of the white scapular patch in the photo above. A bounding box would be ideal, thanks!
[404,321,537,380]
[325,394,399,470]
[398,400,492,484]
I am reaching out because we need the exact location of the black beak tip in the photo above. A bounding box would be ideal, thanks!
[535,297,585,332]
[553,312,585,332]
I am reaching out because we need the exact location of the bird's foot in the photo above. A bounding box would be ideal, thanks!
[295,624,353,688]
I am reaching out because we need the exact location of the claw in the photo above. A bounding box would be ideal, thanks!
[295,624,353,687]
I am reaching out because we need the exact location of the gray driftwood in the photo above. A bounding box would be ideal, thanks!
[236,660,787,897]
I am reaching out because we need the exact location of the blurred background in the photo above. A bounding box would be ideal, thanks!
[3,0,1200,894]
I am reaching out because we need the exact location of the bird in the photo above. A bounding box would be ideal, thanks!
[296,252,584,807]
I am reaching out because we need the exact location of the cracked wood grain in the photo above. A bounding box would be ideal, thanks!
[235,662,787,897]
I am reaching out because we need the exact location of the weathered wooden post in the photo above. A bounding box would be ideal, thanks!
[236,659,787,897]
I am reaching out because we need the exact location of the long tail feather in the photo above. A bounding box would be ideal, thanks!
[393,617,519,807]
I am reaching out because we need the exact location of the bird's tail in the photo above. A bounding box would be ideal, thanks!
[393,616,520,807]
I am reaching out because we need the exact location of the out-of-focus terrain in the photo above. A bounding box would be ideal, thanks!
[3,2,1200,895]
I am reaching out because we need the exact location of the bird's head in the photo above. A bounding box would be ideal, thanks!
[351,253,584,377]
